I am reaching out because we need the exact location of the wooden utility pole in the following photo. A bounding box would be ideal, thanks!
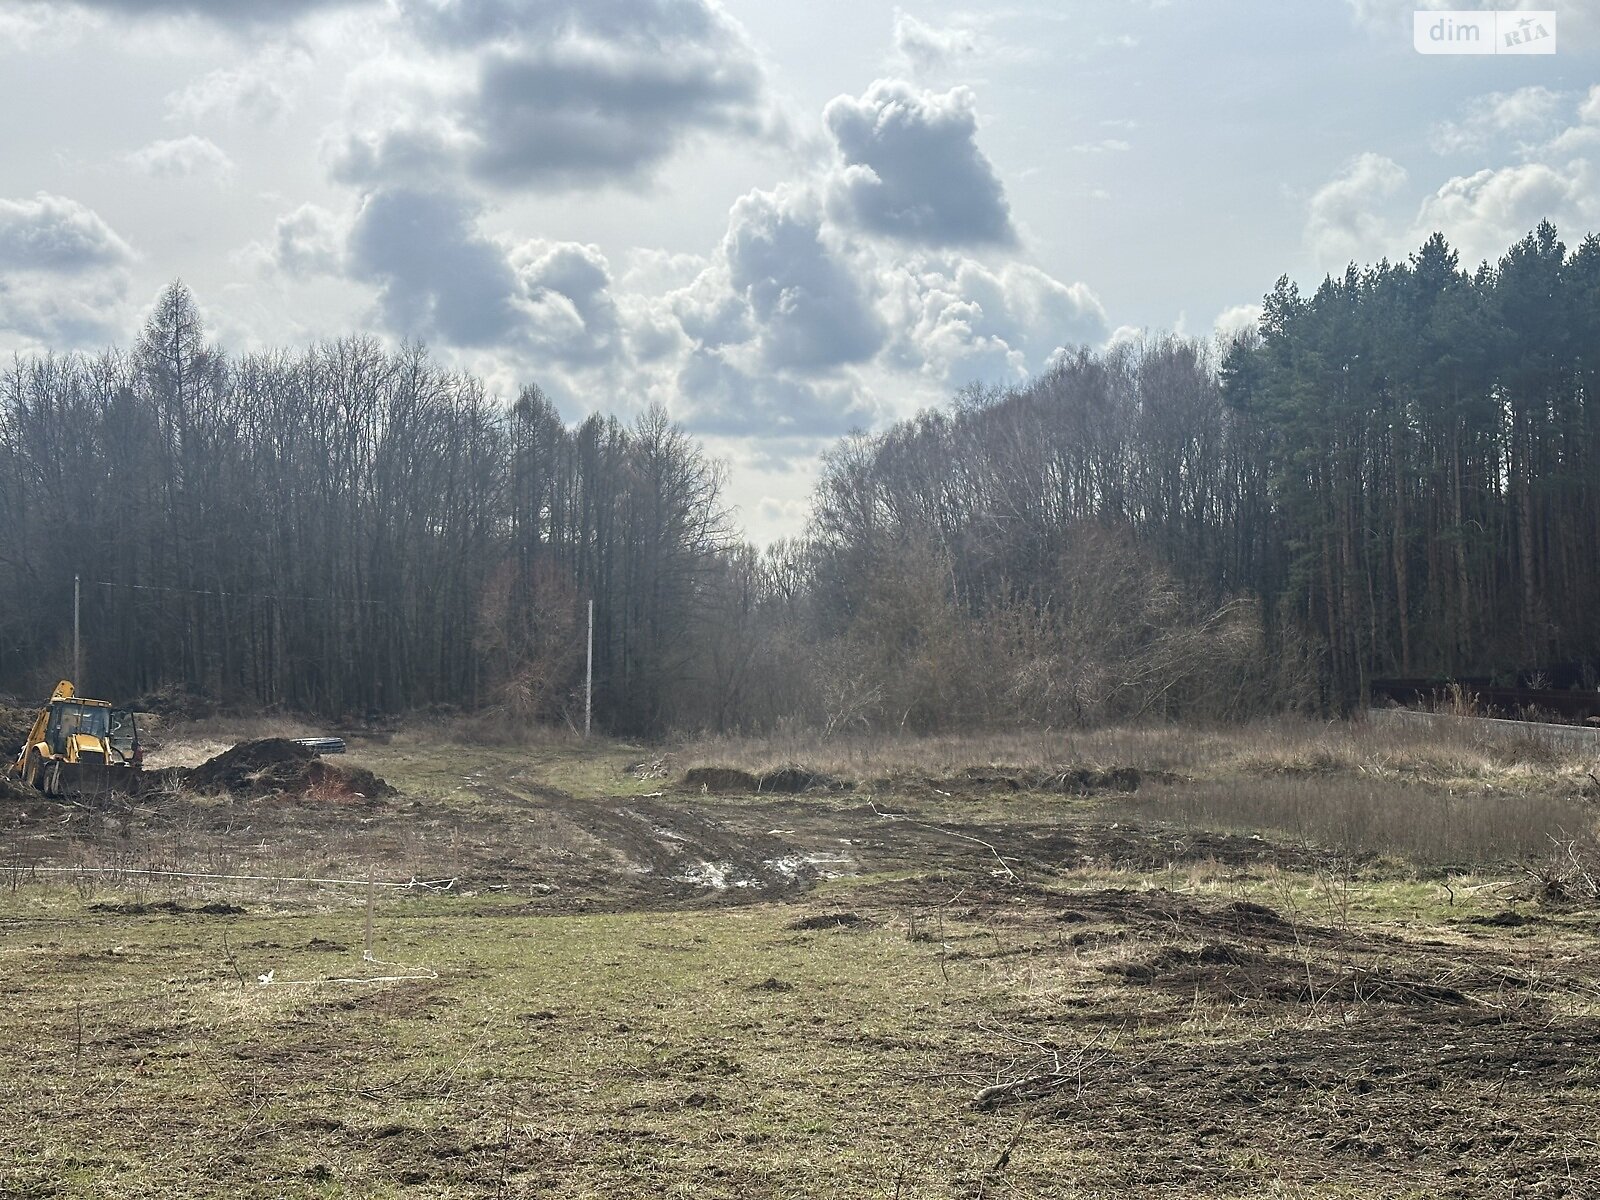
[73,573,81,684]
[585,598,593,738]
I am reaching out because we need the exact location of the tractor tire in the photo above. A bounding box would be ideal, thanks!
[43,760,62,798]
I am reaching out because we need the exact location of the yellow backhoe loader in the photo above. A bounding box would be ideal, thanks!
[11,680,143,798]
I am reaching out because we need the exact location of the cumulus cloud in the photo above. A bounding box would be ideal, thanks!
[0,2,102,46]
[514,240,625,366]
[123,135,234,180]
[1305,152,1408,269]
[880,256,1108,385]
[336,0,776,192]
[165,49,312,125]
[722,188,885,372]
[1414,159,1598,265]
[891,9,981,74]
[0,192,134,272]
[343,184,645,374]
[467,44,765,189]
[0,272,129,350]
[824,80,1016,247]
[267,203,346,277]
[0,193,133,350]
[347,186,527,348]
[329,118,473,190]
[676,348,876,437]
[1305,85,1600,276]
[1430,86,1565,156]
[1213,303,1262,343]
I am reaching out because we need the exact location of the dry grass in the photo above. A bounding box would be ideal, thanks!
[1111,776,1599,865]
[679,716,1599,789]
[5,729,1600,1197]
[678,717,1600,867]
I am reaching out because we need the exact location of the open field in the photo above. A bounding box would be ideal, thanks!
[2,719,1598,1198]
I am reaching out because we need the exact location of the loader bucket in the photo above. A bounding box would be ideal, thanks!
[48,760,142,800]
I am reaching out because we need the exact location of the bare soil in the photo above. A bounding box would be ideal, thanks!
[0,733,1596,1198]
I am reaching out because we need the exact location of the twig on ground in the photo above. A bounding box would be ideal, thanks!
[869,799,1019,882]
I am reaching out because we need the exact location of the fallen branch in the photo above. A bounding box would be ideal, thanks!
[869,800,1019,882]
[972,1024,1116,1110]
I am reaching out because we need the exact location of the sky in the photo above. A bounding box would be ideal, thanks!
[1,0,1597,542]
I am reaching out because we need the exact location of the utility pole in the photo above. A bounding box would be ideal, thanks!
[585,598,594,739]
[73,573,81,684]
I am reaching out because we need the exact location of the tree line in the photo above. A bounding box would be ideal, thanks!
[0,283,729,732]
[2,222,1595,733]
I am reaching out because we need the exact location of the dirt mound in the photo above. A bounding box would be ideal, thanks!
[88,900,247,915]
[880,765,1160,797]
[0,703,35,759]
[757,766,842,794]
[0,771,38,805]
[178,738,394,800]
[1106,939,1477,1009]
[683,766,760,793]
[789,911,873,931]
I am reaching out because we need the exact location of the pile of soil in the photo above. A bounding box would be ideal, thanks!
[0,771,37,805]
[683,766,759,793]
[682,764,844,794]
[756,766,842,793]
[176,738,394,800]
[88,900,247,915]
[0,701,36,759]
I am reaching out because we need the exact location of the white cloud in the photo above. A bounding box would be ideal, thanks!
[164,49,312,125]
[0,192,135,272]
[1067,139,1132,154]
[722,186,885,372]
[824,80,1016,247]
[1430,86,1565,156]
[0,2,102,46]
[890,9,981,74]
[0,271,130,351]
[123,135,235,181]
[334,0,780,193]
[0,193,134,350]
[880,256,1107,386]
[269,203,346,277]
[1212,303,1262,343]
[513,239,625,367]
[1414,159,1598,265]
[1305,152,1408,269]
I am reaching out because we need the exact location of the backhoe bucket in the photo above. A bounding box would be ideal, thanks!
[47,760,142,800]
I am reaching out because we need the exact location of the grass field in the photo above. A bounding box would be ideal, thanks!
[1,719,1597,1198]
